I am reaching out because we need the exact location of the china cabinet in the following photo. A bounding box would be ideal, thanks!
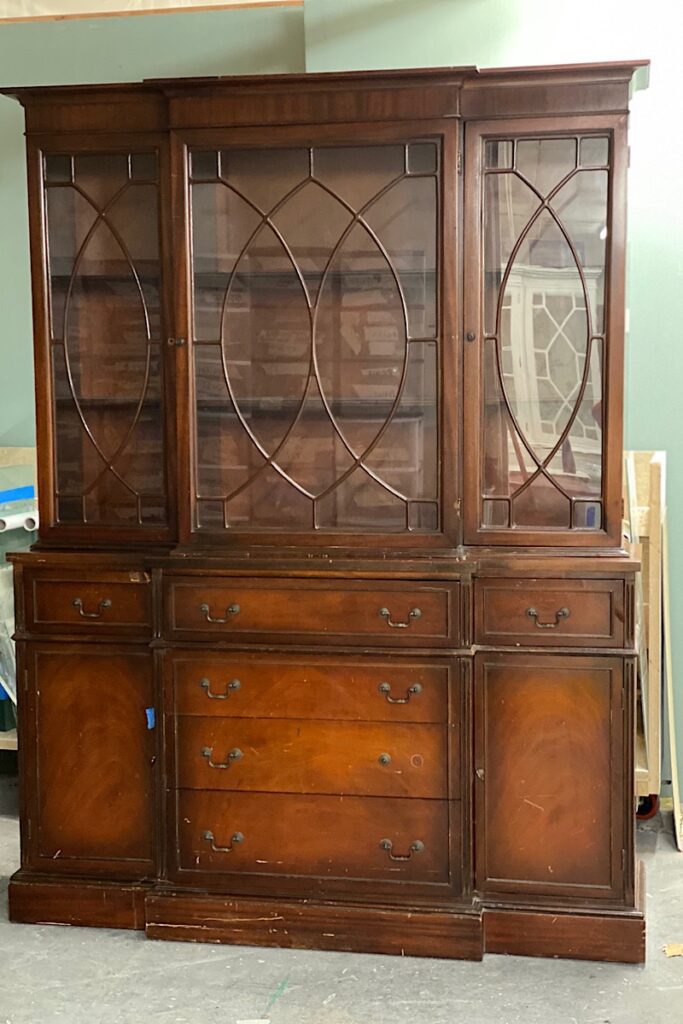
[5,60,648,962]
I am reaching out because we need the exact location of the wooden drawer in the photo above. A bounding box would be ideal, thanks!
[170,652,449,723]
[164,578,460,647]
[474,579,625,648]
[25,570,152,636]
[176,717,449,799]
[176,790,450,884]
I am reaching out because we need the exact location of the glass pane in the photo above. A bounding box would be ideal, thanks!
[516,137,577,196]
[480,134,610,533]
[45,152,166,527]
[190,141,441,535]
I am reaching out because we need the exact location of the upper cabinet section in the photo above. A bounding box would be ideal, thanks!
[188,136,442,538]
[463,115,628,547]
[7,62,646,551]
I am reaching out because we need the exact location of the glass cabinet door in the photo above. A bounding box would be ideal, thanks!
[186,137,444,541]
[41,147,169,536]
[464,119,624,545]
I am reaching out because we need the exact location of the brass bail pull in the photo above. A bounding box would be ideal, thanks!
[526,606,570,629]
[378,607,422,629]
[379,838,425,862]
[72,597,112,619]
[200,602,240,624]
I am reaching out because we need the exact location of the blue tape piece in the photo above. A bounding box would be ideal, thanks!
[0,485,35,503]
[0,685,9,701]
[145,707,156,730]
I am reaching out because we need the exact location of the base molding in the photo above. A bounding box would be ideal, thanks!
[145,890,483,959]
[7,871,646,963]
[8,871,149,930]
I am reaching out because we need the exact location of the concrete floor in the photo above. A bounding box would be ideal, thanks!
[0,777,681,1024]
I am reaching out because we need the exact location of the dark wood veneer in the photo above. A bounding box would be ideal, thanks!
[5,61,646,963]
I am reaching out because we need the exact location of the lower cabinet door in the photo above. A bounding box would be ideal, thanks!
[474,653,629,903]
[23,643,156,878]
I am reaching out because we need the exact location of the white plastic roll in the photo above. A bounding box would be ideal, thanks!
[0,512,30,533]
[24,511,39,531]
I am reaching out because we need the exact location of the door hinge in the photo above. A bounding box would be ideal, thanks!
[621,847,626,872]
[26,818,32,840]
[457,150,463,175]
[475,767,485,782]
[24,668,29,694]
[454,499,462,516]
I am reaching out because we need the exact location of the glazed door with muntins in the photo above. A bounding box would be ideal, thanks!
[179,125,458,547]
[464,116,626,546]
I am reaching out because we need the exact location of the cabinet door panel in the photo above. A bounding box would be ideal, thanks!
[36,142,171,541]
[475,653,627,902]
[184,131,451,545]
[26,645,156,877]
[464,116,626,546]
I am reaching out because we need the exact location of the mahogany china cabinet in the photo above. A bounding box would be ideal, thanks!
[4,60,648,962]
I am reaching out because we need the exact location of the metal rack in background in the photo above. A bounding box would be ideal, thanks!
[0,446,38,752]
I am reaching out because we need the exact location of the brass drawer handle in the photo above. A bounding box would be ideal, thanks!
[379,838,425,861]
[379,606,422,629]
[378,681,423,704]
[72,597,112,619]
[200,602,240,624]
[526,606,570,629]
[200,677,241,700]
[201,746,243,769]
[201,829,244,853]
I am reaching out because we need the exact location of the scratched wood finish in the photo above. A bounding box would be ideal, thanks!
[4,61,647,963]
[165,578,459,646]
[26,570,152,636]
[171,652,449,722]
[8,873,148,930]
[475,653,625,901]
[176,717,449,799]
[474,578,625,648]
[175,790,450,883]
[25,645,156,877]
[145,890,483,958]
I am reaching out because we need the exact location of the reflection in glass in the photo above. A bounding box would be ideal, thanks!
[481,134,609,531]
[190,141,441,534]
[45,151,166,526]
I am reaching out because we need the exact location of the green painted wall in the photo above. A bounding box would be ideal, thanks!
[1,1,682,784]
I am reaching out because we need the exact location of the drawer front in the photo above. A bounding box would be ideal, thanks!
[26,571,152,636]
[474,579,625,648]
[171,652,449,723]
[164,578,459,646]
[176,717,449,799]
[176,790,450,884]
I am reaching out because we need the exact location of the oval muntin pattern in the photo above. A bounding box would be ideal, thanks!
[486,149,605,523]
[59,179,156,512]
[195,145,437,526]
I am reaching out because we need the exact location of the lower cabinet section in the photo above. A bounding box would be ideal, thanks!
[10,599,642,962]
[20,643,156,878]
[474,652,630,903]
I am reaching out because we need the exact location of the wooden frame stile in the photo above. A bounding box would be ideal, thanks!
[463,114,629,548]
[169,131,193,547]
